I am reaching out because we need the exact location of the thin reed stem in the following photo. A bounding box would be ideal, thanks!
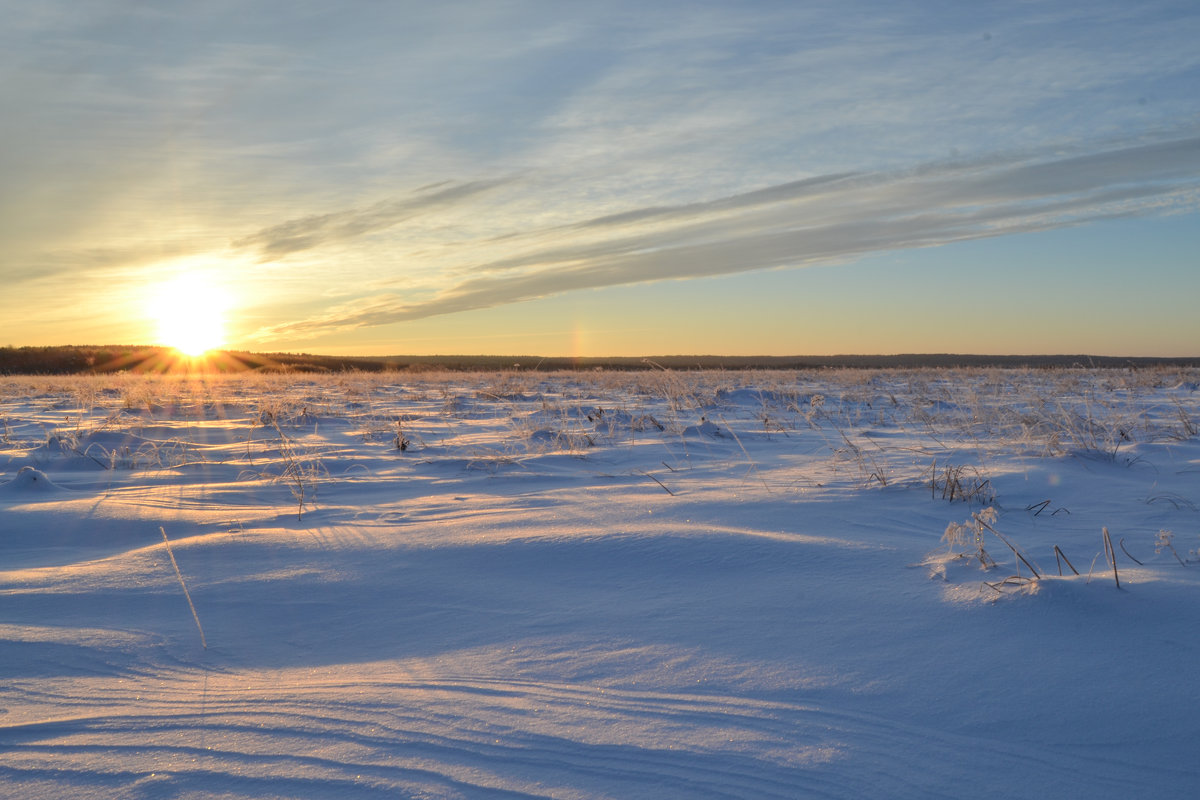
[161,526,208,649]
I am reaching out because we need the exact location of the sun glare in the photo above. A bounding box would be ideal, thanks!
[149,274,231,357]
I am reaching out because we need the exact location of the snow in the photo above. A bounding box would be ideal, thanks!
[1,368,1198,799]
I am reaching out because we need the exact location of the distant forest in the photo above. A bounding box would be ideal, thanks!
[2,345,1199,376]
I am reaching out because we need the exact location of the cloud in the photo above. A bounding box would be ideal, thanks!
[569,172,862,231]
[251,134,1200,341]
[232,179,512,260]
[0,238,214,288]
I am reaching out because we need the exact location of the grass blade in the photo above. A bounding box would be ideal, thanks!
[161,526,208,649]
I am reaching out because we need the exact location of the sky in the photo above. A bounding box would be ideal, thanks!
[2,0,1199,357]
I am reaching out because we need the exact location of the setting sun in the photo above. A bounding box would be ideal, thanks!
[148,274,231,356]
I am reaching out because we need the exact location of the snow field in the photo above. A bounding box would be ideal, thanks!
[1,367,1198,798]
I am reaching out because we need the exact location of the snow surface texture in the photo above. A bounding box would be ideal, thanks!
[1,368,1198,799]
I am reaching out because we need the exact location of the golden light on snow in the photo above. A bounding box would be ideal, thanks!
[148,273,232,357]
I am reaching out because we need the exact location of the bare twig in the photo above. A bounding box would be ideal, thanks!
[1118,538,1144,566]
[983,575,1036,594]
[1053,545,1080,576]
[641,471,675,496]
[976,517,1041,579]
[1102,527,1120,589]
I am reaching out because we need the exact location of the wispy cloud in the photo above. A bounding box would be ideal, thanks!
[252,134,1200,340]
[569,173,862,232]
[232,179,512,260]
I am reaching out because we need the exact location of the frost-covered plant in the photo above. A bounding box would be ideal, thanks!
[394,418,411,451]
[1171,399,1198,439]
[239,411,328,521]
[933,508,1042,597]
[941,507,1000,570]
[929,461,995,504]
[1155,530,1188,567]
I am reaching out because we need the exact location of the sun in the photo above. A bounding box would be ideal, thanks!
[148,273,231,357]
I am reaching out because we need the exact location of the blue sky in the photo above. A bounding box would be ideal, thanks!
[2,0,1198,356]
